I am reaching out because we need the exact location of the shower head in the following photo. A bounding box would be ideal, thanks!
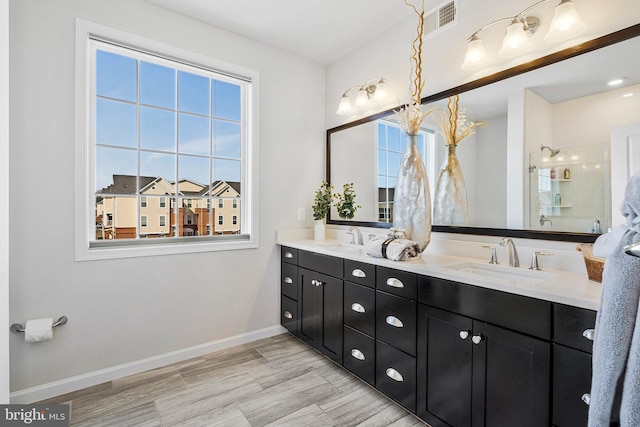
[541,145,560,158]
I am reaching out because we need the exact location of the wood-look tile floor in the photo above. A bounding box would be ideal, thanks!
[39,333,428,426]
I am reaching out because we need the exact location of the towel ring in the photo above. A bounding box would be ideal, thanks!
[624,242,640,258]
[10,316,68,333]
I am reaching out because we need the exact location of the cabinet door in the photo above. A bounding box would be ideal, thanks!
[417,305,473,427]
[298,268,321,348]
[473,322,551,427]
[320,273,343,363]
[553,344,592,427]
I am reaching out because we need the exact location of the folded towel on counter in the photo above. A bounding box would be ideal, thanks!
[589,171,640,427]
[365,238,421,261]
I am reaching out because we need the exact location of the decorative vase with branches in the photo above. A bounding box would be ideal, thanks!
[433,94,481,225]
[312,181,333,240]
[335,183,361,220]
[392,0,433,251]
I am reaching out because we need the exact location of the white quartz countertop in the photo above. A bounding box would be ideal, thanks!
[277,236,602,311]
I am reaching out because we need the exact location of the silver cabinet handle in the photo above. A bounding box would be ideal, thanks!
[459,330,470,340]
[472,334,483,345]
[582,393,591,406]
[352,269,366,278]
[351,349,366,361]
[385,315,404,328]
[385,368,404,382]
[284,276,293,284]
[311,279,323,287]
[284,252,293,259]
[583,329,596,341]
[386,278,404,288]
[284,311,293,319]
[351,303,366,313]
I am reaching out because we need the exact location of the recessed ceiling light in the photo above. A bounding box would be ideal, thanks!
[607,77,627,86]
[622,92,634,98]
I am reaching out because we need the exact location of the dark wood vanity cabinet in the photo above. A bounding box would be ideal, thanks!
[280,247,299,335]
[417,276,551,427]
[552,304,597,427]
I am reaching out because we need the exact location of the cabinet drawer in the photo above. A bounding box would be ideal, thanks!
[281,246,298,265]
[344,259,375,288]
[376,291,417,356]
[281,263,298,300]
[376,340,417,413]
[376,266,417,300]
[553,344,592,427]
[419,276,551,340]
[299,250,343,278]
[281,295,298,334]
[344,281,375,337]
[344,326,375,386]
[554,304,596,353]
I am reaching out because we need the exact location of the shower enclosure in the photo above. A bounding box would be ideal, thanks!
[528,143,610,233]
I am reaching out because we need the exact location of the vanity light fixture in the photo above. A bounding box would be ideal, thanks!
[461,0,587,70]
[336,78,388,115]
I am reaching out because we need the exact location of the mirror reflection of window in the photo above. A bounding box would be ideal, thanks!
[376,120,436,223]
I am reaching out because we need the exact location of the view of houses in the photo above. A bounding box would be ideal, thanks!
[95,174,241,239]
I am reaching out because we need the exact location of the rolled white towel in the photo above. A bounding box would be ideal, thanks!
[365,238,421,261]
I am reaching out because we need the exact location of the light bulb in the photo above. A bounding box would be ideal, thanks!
[545,0,587,42]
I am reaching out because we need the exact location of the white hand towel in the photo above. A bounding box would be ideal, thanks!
[24,318,53,343]
[365,238,421,261]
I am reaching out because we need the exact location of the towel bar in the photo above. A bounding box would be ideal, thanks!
[10,316,68,333]
[624,242,640,258]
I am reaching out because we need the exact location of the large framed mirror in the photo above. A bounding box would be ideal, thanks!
[327,24,640,243]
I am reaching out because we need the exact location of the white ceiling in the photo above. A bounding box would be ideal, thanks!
[144,0,419,64]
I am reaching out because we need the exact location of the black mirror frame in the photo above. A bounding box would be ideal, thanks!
[326,23,640,244]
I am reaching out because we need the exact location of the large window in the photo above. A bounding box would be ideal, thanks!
[76,22,257,260]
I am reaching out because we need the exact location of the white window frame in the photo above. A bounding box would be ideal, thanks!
[140,215,148,227]
[159,215,166,227]
[74,19,259,261]
[140,196,147,208]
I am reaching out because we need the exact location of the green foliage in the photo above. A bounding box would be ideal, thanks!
[335,183,361,220]
[312,181,333,220]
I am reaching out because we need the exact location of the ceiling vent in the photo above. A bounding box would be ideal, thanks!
[424,0,458,38]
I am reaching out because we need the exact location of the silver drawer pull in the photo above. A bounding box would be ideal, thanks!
[459,330,470,340]
[472,334,483,345]
[386,316,404,328]
[582,393,591,406]
[351,303,366,313]
[283,311,293,319]
[284,276,293,284]
[385,368,404,382]
[352,268,366,278]
[351,349,366,361]
[311,279,323,287]
[583,329,595,341]
[284,252,293,259]
[386,278,404,288]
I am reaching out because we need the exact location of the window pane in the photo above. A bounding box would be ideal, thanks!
[388,152,401,177]
[377,123,386,149]
[178,114,209,156]
[179,197,208,236]
[213,120,241,158]
[214,198,241,235]
[377,149,387,176]
[140,107,176,152]
[388,126,401,152]
[140,61,175,109]
[96,99,137,148]
[95,147,137,193]
[178,156,210,190]
[140,151,176,184]
[212,80,241,121]
[96,50,137,102]
[213,159,240,183]
[96,195,137,239]
[178,71,209,115]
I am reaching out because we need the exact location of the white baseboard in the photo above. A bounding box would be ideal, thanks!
[11,325,287,404]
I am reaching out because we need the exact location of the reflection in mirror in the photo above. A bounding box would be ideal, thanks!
[327,24,640,242]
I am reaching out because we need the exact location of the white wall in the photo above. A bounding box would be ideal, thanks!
[1,0,10,404]
[326,0,640,129]
[9,0,324,396]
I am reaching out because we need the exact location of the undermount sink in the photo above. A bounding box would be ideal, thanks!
[339,242,365,252]
[445,262,557,285]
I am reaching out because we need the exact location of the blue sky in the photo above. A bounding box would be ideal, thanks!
[95,49,242,192]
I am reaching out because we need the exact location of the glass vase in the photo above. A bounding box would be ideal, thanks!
[392,133,431,251]
[434,143,468,225]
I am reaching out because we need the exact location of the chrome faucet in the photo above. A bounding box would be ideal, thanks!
[539,214,552,226]
[348,226,364,245]
[499,238,520,267]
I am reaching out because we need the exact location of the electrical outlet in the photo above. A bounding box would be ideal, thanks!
[297,208,305,221]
